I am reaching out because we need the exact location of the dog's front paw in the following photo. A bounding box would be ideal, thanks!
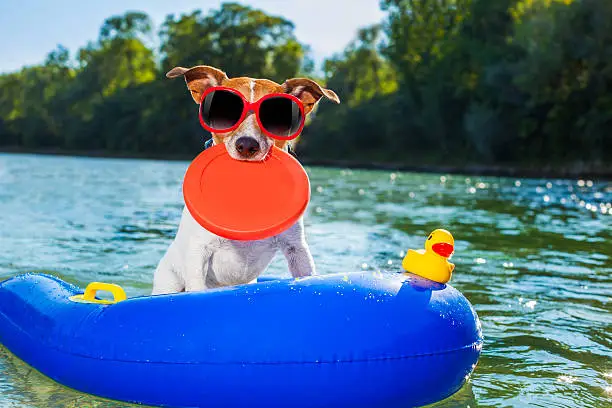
[283,244,316,278]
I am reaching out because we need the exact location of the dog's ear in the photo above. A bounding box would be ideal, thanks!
[281,78,340,115]
[166,65,229,104]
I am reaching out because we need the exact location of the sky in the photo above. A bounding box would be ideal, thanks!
[0,0,386,74]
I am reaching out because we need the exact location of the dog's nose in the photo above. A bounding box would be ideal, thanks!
[235,137,260,158]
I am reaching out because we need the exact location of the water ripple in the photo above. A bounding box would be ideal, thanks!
[0,154,611,407]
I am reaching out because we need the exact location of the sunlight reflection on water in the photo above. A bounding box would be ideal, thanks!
[0,153,610,407]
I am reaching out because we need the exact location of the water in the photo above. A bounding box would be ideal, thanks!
[0,153,610,407]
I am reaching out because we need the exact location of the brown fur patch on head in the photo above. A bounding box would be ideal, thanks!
[281,78,340,115]
[221,77,258,102]
[166,65,229,104]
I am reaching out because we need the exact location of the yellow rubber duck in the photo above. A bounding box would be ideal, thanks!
[402,229,455,284]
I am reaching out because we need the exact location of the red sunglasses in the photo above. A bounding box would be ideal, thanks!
[198,86,305,140]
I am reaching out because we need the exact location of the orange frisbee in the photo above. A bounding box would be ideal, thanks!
[183,144,310,241]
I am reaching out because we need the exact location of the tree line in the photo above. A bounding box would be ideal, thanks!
[0,1,610,169]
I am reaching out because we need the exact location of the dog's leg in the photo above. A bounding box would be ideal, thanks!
[278,219,316,278]
[183,242,213,292]
[152,249,184,295]
[282,243,315,278]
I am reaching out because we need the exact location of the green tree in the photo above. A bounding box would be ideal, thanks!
[510,0,612,161]
[324,25,397,107]
[160,3,307,82]
[1,1,610,170]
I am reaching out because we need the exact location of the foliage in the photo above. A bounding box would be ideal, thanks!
[323,25,398,107]
[0,1,610,167]
[0,4,311,154]
[160,3,307,81]
[305,0,612,165]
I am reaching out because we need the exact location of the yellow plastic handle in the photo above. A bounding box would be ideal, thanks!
[70,282,127,305]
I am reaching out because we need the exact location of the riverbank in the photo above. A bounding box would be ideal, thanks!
[1,146,610,180]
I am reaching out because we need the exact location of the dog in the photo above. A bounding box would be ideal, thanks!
[152,65,340,294]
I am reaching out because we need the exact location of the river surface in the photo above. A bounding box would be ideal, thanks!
[0,153,610,407]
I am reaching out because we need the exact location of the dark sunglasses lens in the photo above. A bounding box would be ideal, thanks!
[201,90,243,130]
[259,96,303,137]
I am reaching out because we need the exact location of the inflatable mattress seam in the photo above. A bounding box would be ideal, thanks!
[1,313,482,366]
[57,340,484,365]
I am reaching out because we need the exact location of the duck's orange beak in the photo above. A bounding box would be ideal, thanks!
[432,242,454,258]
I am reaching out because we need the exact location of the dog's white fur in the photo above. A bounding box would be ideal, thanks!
[151,68,340,294]
[152,206,315,293]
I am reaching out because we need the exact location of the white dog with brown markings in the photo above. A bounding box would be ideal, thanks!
[152,65,340,294]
